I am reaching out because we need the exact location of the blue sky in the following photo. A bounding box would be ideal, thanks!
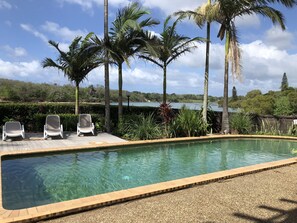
[0,0,297,97]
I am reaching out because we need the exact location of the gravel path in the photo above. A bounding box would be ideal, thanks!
[41,164,297,223]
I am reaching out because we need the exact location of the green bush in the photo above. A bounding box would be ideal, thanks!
[119,113,162,140]
[169,106,208,137]
[289,124,297,136]
[273,97,293,116]
[256,119,281,135]
[230,113,252,134]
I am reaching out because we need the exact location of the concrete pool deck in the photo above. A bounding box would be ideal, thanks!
[0,132,127,152]
[0,135,296,223]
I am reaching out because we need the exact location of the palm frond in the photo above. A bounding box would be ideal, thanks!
[139,55,163,68]
[245,5,286,30]
[228,21,242,82]
[264,0,297,7]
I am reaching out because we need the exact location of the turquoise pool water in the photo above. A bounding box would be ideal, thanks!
[2,138,297,210]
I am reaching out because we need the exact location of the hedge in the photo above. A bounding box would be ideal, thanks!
[0,102,223,133]
[0,103,158,132]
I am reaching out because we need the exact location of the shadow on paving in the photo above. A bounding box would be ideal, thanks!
[233,198,297,223]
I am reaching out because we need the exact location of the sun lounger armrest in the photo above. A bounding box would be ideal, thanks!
[2,125,5,141]
[92,123,94,128]
[61,124,63,132]
[21,125,25,138]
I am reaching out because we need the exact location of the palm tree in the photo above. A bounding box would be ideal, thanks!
[175,0,213,123]
[204,0,295,133]
[140,16,204,104]
[104,0,111,132]
[42,36,102,114]
[203,0,211,123]
[109,2,159,121]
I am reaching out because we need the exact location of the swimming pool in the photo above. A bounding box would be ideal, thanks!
[2,137,297,210]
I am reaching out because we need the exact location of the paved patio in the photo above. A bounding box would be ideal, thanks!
[0,132,127,152]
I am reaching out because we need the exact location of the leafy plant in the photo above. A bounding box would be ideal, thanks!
[158,103,175,137]
[288,124,297,136]
[158,103,174,124]
[230,113,252,134]
[256,119,281,135]
[169,106,208,137]
[273,96,293,116]
[118,113,162,140]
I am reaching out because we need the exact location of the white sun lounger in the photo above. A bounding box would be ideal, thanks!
[2,121,25,141]
[77,114,95,136]
[44,115,63,139]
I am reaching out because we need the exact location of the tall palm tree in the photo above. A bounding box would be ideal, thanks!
[175,0,213,123]
[109,2,159,121]
[203,0,211,123]
[42,36,102,114]
[140,16,204,104]
[104,0,111,132]
[205,0,295,133]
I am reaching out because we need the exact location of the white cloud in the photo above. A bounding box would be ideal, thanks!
[234,14,261,28]
[0,59,73,85]
[124,67,162,84]
[20,24,48,43]
[57,0,203,16]
[0,59,41,78]
[21,22,90,52]
[1,45,27,57]
[42,21,88,41]
[141,0,204,15]
[239,40,297,93]
[264,26,295,50]
[0,0,11,9]
[175,42,224,70]
[57,0,129,12]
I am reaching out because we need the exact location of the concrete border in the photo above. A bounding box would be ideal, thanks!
[0,135,297,223]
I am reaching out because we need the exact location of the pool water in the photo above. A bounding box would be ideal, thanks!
[2,138,297,210]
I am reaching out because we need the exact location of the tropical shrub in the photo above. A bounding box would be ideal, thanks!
[256,119,281,135]
[230,113,252,134]
[273,97,293,116]
[118,113,162,140]
[169,106,208,137]
[158,103,175,137]
[288,125,297,136]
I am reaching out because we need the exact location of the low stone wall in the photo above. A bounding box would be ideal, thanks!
[215,112,297,134]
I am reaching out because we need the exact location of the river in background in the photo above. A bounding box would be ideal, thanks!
[112,102,238,112]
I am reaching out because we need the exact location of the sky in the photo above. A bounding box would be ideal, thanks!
[0,0,297,97]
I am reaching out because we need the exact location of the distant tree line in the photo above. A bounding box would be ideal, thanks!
[226,73,297,116]
[0,78,219,104]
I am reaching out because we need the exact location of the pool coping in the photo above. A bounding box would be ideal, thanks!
[0,134,297,223]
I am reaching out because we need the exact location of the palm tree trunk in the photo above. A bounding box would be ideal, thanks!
[75,83,79,115]
[202,20,211,123]
[104,0,111,133]
[163,64,167,104]
[118,63,123,122]
[222,31,230,133]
